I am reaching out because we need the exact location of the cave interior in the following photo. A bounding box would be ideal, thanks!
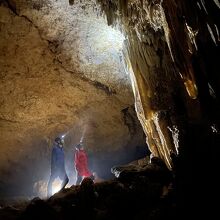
[0,0,219,219]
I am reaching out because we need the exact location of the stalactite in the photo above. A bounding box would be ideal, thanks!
[214,24,220,41]
[207,23,218,45]
[213,0,220,9]
[185,22,198,52]
[96,0,220,168]
[200,0,208,14]
[96,0,179,167]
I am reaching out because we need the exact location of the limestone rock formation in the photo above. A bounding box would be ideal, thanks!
[0,0,146,198]
[0,3,220,217]
[96,0,220,216]
[96,0,220,168]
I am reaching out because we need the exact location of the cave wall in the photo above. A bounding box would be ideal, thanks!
[96,0,220,168]
[96,0,220,215]
[0,0,146,197]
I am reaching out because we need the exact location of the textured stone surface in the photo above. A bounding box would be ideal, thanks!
[97,0,220,168]
[0,0,145,197]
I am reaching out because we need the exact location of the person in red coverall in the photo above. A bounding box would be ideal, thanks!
[74,142,93,185]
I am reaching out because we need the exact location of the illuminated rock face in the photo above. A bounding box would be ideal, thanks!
[97,0,220,168]
[0,0,145,197]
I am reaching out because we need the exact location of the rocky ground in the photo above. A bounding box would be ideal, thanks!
[0,156,176,220]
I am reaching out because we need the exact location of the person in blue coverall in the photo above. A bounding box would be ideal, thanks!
[47,137,69,197]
